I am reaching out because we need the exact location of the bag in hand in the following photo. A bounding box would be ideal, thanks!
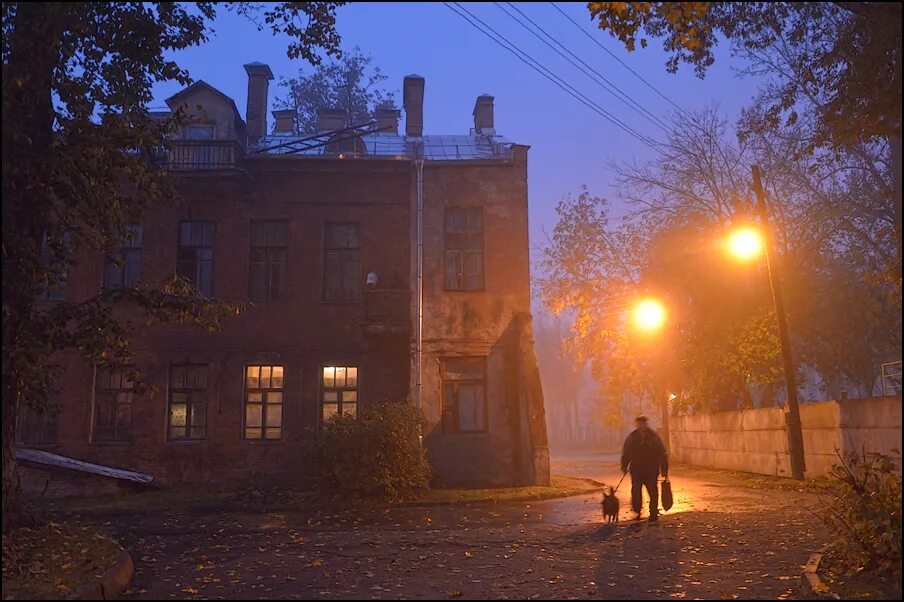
[661,479,673,511]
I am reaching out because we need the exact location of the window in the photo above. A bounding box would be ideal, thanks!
[244,365,284,440]
[177,221,214,296]
[441,358,487,433]
[17,393,59,446]
[94,367,135,442]
[186,124,215,140]
[38,232,70,301]
[323,223,360,301]
[168,364,208,440]
[321,366,358,421]
[444,207,483,290]
[249,221,287,300]
[103,224,142,289]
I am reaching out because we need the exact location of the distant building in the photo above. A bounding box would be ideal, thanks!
[22,64,549,489]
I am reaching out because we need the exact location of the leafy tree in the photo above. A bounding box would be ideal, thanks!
[277,46,395,134]
[1,1,344,531]
[587,1,902,280]
[542,107,900,417]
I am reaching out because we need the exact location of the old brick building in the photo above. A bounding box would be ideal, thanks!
[19,63,549,489]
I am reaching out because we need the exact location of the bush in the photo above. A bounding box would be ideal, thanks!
[319,401,432,499]
[820,447,902,576]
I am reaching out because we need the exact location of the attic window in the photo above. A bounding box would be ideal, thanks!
[186,125,215,140]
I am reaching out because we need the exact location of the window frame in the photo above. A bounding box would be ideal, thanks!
[440,357,488,434]
[16,393,60,447]
[103,224,143,290]
[322,222,362,302]
[92,366,136,443]
[243,364,285,441]
[320,365,359,423]
[443,207,485,292]
[248,220,288,301]
[176,221,214,297]
[166,363,209,441]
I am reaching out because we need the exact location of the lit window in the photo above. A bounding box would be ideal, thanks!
[321,366,358,421]
[244,365,284,440]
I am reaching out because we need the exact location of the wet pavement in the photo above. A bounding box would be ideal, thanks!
[90,455,830,599]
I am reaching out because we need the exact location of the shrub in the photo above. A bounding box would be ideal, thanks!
[820,447,902,576]
[319,401,432,498]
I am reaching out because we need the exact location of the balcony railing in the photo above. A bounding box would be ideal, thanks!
[155,140,244,171]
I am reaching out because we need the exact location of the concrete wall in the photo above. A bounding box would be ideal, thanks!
[670,396,902,478]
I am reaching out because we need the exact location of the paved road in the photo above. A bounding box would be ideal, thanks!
[94,455,831,599]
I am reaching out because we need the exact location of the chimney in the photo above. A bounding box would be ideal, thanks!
[376,104,400,135]
[272,109,295,134]
[244,62,274,143]
[317,108,346,133]
[473,94,494,134]
[403,75,425,137]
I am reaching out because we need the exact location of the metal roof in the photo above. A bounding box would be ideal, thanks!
[253,133,515,161]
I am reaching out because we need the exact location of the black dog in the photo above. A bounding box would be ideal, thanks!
[601,486,619,523]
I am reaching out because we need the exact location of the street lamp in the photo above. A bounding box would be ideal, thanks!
[723,166,807,480]
[727,226,764,262]
[633,298,667,332]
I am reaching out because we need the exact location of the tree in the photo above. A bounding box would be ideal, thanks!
[277,46,395,134]
[587,1,902,279]
[542,107,900,416]
[1,1,345,531]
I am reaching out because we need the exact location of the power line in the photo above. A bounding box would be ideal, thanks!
[549,2,687,115]
[444,2,666,155]
[497,2,670,133]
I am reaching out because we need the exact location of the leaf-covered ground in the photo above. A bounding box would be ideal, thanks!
[1,522,121,600]
[50,458,841,600]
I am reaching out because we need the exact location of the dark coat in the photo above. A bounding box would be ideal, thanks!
[621,428,669,477]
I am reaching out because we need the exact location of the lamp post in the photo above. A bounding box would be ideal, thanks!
[749,165,806,480]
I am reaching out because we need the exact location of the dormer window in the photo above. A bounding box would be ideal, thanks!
[186,124,215,140]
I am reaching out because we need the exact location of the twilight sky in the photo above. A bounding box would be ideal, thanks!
[151,2,764,290]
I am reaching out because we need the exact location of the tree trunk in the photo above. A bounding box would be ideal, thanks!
[1,2,66,533]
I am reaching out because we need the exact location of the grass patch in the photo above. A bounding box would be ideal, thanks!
[406,475,603,505]
[673,463,838,494]
[40,475,603,520]
[1,522,121,600]
[41,487,234,517]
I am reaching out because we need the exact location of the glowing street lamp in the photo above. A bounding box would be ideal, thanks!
[727,226,764,262]
[633,298,667,332]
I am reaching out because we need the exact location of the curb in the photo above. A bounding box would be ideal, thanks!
[799,550,840,600]
[72,549,134,600]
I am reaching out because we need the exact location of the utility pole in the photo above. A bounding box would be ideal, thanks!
[752,165,806,480]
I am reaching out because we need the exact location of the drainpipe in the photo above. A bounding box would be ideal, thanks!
[415,158,425,420]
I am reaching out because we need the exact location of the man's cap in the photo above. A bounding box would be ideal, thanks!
[635,414,649,423]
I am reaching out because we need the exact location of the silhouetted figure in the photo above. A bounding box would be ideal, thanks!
[621,414,669,522]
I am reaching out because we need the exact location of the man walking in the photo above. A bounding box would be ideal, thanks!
[621,415,669,522]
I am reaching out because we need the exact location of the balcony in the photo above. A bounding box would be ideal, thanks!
[363,289,409,337]
[156,140,244,171]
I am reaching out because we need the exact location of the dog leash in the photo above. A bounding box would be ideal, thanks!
[612,472,627,493]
